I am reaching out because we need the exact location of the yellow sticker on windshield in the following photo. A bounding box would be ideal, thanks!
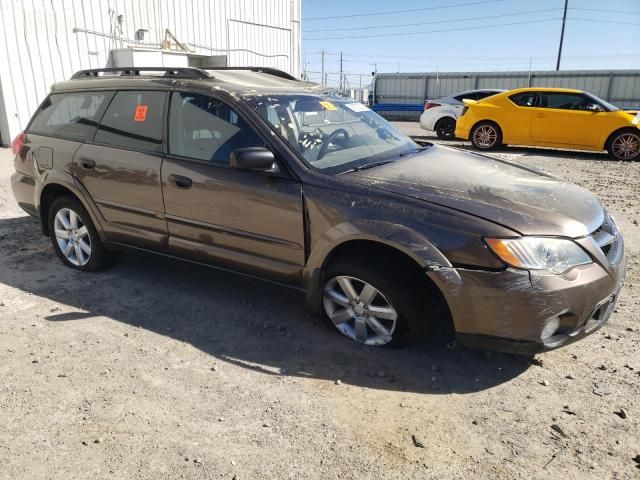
[319,101,337,111]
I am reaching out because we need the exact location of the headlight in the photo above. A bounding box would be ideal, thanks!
[485,237,592,274]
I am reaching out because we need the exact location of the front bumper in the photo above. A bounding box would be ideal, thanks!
[428,246,626,354]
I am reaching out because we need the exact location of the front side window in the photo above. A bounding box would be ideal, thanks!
[94,91,166,152]
[244,94,419,175]
[510,92,536,107]
[539,92,591,111]
[28,92,110,141]
[168,92,264,165]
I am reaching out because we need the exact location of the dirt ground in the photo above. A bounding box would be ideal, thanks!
[0,124,639,479]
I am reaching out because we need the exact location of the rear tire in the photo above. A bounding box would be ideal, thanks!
[470,121,502,150]
[607,129,640,161]
[435,117,456,140]
[321,260,440,347]
[48,196,112,272]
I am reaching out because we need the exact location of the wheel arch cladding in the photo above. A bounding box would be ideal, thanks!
[303,219,453,316]
[40,183,81,236]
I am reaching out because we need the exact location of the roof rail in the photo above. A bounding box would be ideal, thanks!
[70,67,212,80]
[204,67,299,81]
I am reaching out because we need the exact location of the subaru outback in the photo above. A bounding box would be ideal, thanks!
[10,67,626,353]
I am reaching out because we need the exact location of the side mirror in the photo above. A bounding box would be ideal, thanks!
[230,147,276,172]
[586,103,604,112]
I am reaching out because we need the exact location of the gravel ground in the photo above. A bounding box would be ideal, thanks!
[0,125,639,479]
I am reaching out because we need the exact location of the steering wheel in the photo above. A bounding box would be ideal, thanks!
[317,128,350,161]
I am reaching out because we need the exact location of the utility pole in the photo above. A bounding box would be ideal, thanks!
[321,49,326,86]
[556,0,568,71]
[339,52,343,93]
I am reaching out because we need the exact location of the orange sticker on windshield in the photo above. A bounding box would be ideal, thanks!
[134,105,148,122]
[319,101,337,111]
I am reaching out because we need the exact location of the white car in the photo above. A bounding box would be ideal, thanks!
[419,89,505,139]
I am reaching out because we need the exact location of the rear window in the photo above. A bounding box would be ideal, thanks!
[94,91,166,152]
[28,92,110,141]
[476,91,499,101]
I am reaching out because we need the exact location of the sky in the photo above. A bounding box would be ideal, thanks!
[300,0,640,87]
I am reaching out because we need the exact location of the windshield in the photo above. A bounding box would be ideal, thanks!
[244,94,419,174]
[585,92,619,111]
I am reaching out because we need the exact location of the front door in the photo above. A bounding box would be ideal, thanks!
[73,90,168,249]
[530,92,604,147]
[161,92,305,285]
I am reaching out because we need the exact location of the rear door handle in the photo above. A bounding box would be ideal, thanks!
[79,158,95,170]
[536,113,546,118]
[169,174,193,189]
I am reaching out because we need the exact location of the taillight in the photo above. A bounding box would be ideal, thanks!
[424,102,441,110]
[11,131,25,155]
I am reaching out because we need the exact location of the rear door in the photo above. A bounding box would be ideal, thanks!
[73,90,168,249]
[161,91,305,285]
[530,92,603,146]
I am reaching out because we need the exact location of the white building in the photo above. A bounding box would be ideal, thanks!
[0,0,301,145]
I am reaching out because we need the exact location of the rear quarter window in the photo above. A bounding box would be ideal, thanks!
[94,91,167,152]
[28,92,111,142]
[509,92,536,107]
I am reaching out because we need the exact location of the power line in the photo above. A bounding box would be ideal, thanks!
[305,8,561,33]
[303,0,504,21]
[304,17,560,41]
[570,18,640,26]
[569,7,640,15]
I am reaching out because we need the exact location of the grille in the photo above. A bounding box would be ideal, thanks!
[591,212,620,262]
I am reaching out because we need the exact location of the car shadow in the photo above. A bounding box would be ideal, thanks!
[0,215,531,394]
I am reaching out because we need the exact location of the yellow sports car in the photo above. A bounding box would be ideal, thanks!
[455,87,640,161]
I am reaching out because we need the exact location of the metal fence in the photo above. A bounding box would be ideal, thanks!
[372,70,640,120]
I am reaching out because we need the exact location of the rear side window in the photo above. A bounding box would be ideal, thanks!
[28,92,110,141]
[168,92,264,165]
[510,92,536,107]
[94,91,166,152]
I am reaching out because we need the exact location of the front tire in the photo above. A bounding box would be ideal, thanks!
[470,121,502,150]
[321,261,424,347]
[48,197,111,271]
[435,117,456,140]
[607,129,640,161]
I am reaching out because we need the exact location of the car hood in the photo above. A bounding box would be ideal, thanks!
[350,145,604,237]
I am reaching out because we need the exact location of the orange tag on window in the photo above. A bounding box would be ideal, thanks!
[134,105,148,122]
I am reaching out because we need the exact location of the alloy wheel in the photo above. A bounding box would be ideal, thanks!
[323,275,399,346]
[473,124,498,148]
[53,208,92,266]
[612,133,640,160]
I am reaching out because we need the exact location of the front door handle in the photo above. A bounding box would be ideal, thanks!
[79,158,95,170]
[536,113,546,118]
[169,174,193,189]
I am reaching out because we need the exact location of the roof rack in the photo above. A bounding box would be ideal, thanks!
[70,67,211,80]
[204,67,299,81]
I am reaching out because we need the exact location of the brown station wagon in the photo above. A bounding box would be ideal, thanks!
[10,67,626,353]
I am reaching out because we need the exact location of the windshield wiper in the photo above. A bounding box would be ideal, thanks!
[339,160,396,175]
[399,145,431,157]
